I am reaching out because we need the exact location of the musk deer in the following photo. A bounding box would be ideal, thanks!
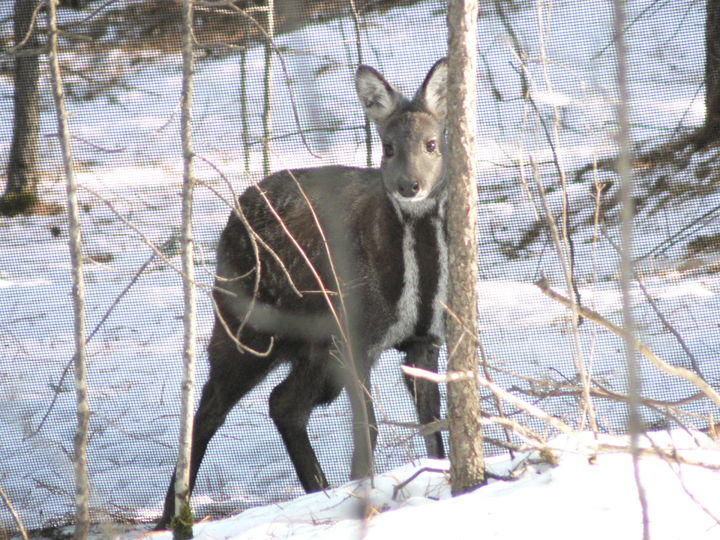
[158,58,449,529]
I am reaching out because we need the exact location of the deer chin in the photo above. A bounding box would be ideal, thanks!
[390,191,438,218]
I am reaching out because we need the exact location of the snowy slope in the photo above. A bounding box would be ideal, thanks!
[140,431,720,540]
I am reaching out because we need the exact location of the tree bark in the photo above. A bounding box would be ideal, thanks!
[1,0,42,215]
[702,0,720,144]
[262,0,275,177]
[173,0,197,538]
[46,0,90,536]
[446,0,485,496]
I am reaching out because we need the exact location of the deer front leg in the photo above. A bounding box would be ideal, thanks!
[401,339,445,458]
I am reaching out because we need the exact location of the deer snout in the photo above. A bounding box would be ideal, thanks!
[397,178,421,198]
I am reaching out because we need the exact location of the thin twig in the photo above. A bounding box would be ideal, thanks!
[534,278,720,411]
[0,485,29,540]
[531,157,597,433]
[601,228,708,381]
[401,364,577,439]
[2,0,44,56]
[44,132,126,153]
[349,0,372,167]
[648,436,720,525]
[391,467,448,500]
[217,3,321,160]
[479,340,516,459]
[80,185,203,284]
[193,155,302,298]
[26,247,159,440]
[60,0,123,29]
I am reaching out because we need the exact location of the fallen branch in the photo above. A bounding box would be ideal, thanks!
[392,467,448,500]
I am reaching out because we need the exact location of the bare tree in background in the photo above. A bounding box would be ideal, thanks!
[446,0,485,495]
[613,0,650,537]
[173,0,198,538]
[262,0,275,176]
[46,0,90,536]
[1,0,42,216]
[700,0,720,145]
[1,0,87,217]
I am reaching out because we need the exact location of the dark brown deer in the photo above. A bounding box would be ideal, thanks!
[158,58,449,529]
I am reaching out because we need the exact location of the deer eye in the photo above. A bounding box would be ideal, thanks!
[425,140,437,153]
[383,142,395,157]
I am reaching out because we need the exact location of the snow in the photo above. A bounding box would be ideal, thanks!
[1,0,719,537]
[141,431,720,540]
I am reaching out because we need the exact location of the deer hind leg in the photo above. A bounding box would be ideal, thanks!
[157,320,278,530]
[269,342,343,493]
[400,339,445,458]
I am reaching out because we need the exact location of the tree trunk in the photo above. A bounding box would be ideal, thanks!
[446,0,485,496]
[262,0,275,177]
[173,0,197,538]
[613,1,650,538]
[46,0,90,536]
[1,0,42,216]
[702,0,720,144]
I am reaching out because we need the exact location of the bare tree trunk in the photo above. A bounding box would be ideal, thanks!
[241,48,250,175]
[1,0,42,216]
[349,0,372,167]
[701,0,720,145]
[446,0,485,496]
[46,0,90,537]
[262,0,275,177]
[173,0,197,538]
[613,1,650,538]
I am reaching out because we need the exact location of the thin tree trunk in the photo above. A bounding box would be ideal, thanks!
[1,0,42,215]
[613,1,650,538]
[241,48,250,174]
[349,0,372,167]
[173,0,197,538]
[46,0,90,537]
[702,0,720,144]
[262,0,274,177]
[446,0,485,496]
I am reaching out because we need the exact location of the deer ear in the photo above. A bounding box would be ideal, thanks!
[416,58,447,121]
[355,65,401,125]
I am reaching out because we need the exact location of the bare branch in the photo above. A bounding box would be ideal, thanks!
[0,485,29,540]
[529,157,596,432]
[26,247,159,440]
[601,229,708,381]
[401,364,577,439]
[2,0,44,56]
[535,278,720,411]
[44,132,126,153]
[210,2,321,160]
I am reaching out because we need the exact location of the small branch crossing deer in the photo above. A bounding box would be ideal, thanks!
[158,58,449,529]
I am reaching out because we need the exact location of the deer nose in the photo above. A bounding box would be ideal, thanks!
[398,180,420,198]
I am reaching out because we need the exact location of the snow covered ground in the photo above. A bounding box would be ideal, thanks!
[1,0,719,537]
[140,430,720,540]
